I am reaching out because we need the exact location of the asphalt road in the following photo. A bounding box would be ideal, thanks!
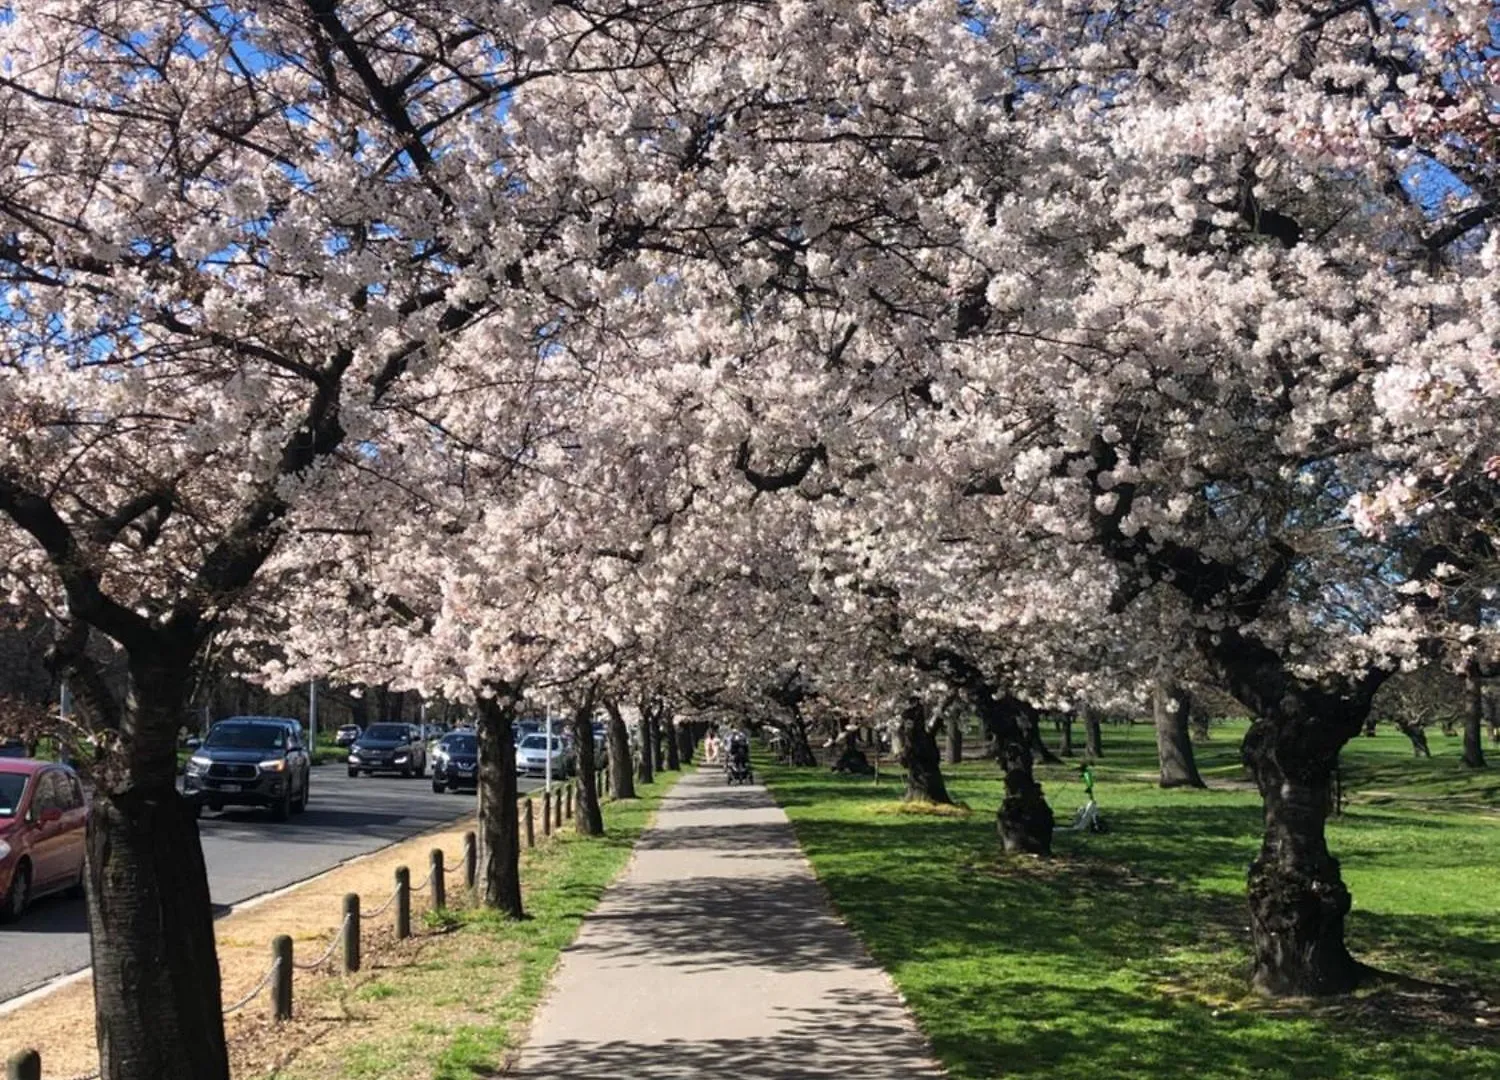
[0,766,545,1004]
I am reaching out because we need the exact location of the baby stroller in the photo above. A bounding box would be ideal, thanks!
[725,733,754,785]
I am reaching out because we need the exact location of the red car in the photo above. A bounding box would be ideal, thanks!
[0,758,88,920]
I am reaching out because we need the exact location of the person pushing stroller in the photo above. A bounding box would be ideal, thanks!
[725,730,754,785]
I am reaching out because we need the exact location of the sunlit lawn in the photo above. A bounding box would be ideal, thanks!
[765,722,1500,1080]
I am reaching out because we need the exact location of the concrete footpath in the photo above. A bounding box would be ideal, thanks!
[506,769,946,1079]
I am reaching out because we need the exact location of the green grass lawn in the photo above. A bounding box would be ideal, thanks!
[765,723,1500,1080]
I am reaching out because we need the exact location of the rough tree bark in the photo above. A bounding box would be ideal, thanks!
[676,720,695,765]
[782,709,818,766]
[664,714,681,771]
[604,699,637,799]
[945,711,963,764]
[898,699,952,804]
[1154,677,1206,788]
[973,690,1052,855]
[475,694,522,918]
[1083,708,1103,759]
[1463,661,1486,769]
[88,657,228,1080]
[1058,713,1075,757]
[570,699,604,836]
[1029,717,1062,764]
[635,701,655,785]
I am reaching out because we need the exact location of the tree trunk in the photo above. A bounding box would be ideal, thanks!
[1084,709,1103,759]
[1395,720,1431,757]
[649,712,665,772]
[945,712,963,764]
[635,705,655,785]
[664,714,681,771]
[1463,662,1486,769]
[676,720,695,765]
[604,700,637,799]
[1242,720,1361,996]
[975,692,1053,855]
[1154,679,1206,788]
[784,711,818,766]
[1058,713,1075,757]
[1028,718,1062,764]
[570,705,604,836]
[475,695,522,918]
[898,700,952,804]
[89,661,229,1080]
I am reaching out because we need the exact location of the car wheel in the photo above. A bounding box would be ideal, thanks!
[271,791,291,822]
[2,860,31,921]
[432,779,445,794]
[293,779,308,814]
[348,767,359,779]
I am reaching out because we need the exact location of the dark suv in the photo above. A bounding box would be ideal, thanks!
[348,723,427,778]
[184,718,311,821]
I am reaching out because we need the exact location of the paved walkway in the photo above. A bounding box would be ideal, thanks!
[506,769,946,1079]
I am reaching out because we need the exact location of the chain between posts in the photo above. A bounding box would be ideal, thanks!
[223,955,282,1016]
[366,881,402,917]
[293,913,352,971]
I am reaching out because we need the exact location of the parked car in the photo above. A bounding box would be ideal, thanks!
[348,723,427,778]
[0,740,29,759]
[515,733,572,778]
[184,717,311,821]
[512,719,542,745]
[334,724,362,748]
[0,758,88,920]
[431,732,479,793]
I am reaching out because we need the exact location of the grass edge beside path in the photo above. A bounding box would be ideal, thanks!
[270,770,686,1080]
[761,736,1500,1080]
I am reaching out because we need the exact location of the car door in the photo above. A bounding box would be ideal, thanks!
[57,772,87,887]
[27,771,68,890]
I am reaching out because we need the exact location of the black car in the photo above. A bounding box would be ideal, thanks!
[334,724,362,747]
[430,732,478,793]
[184,717,311,821]
[348,723,427,778]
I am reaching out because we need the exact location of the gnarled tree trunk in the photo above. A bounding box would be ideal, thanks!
[1058,713,1075,757]
[1154,678,1206,788]
[1463,662,1486,769]
[1243,719,1361,995]
[783,710,818,766]
[604,700,636,799]
[677,720,695,765]
[898,699,952,804]
[981,694,1053,855]
[1029,717,1062,765]
[1395,719,1431,757]
[945,712,963,764]
[89,659,229,1080]
[475,694,522,917]
[570,703,604,836]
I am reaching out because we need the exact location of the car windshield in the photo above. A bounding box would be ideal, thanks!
[0,773,27,817]
[205,723,285,750]
[442,735,477,754]
[364,724,408,740]
[519,735,559,751]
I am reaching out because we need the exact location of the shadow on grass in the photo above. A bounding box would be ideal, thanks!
[766,765,1500,1080]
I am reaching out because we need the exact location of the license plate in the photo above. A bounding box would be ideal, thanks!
[219,783,241,792]
[456,767,474,775]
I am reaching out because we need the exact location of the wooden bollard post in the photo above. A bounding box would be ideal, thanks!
[430,848,446,910]
[523,798,535,848]
[463,831,477,889]
[342,893,361,974]
[565,782,574,820]
[395,866,411,940]
[542,788,553,836]
[272,935,293,1021]
[6,1049,41,1080]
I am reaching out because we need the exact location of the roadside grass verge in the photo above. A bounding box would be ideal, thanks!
[268,773,681,1080]
[765,725,1500,1080]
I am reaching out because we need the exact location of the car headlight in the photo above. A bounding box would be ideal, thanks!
[259,759,287,772]
[0,839,11,861]
[186,754,210,774]
[394,753,409,762]
[350,745,362,755]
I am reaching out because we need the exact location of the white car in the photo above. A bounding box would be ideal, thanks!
[515,734,571,778]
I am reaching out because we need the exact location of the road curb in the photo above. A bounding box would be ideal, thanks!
[0,806,476,1018]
